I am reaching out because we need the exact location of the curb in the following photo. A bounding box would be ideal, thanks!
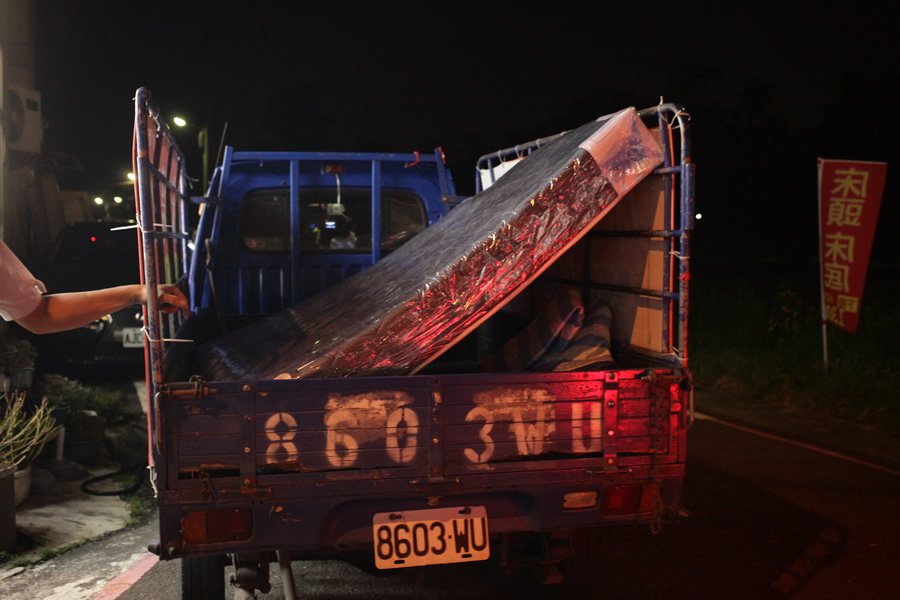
[89,552,158,600]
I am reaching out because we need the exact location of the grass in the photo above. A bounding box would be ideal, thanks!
[0,539,88,568]
[689,256,900,435]
[123,478,157,526]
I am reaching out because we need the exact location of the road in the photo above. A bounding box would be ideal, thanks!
[4,415,899,599]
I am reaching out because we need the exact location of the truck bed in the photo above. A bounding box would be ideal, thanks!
[193,107,663,382]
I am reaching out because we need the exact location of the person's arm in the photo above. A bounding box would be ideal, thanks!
[16,283,188,335]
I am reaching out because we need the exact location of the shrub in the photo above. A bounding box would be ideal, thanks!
[0,391,61,470]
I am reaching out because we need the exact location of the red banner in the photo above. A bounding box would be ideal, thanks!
[818,159,887,333]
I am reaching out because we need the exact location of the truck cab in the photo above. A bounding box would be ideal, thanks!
[189,146,460,327]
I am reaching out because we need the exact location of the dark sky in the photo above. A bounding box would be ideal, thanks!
[32,1,898,266]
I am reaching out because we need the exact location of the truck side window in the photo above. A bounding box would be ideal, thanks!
[242,192,291,252]
[381,192,427,253]
[241,188,427,253]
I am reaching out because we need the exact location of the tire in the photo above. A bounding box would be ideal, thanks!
[180,554,226,600]
[559,527,602,593]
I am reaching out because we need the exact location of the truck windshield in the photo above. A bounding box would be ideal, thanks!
[241,188,426,253]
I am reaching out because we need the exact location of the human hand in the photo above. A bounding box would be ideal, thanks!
[157,283,189,314]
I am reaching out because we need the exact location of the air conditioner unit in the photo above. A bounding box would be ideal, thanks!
[4,83,43,154]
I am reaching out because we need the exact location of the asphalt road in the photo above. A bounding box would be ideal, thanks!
[4,415,899,599]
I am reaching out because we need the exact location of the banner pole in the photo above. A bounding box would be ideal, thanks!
[816,158,829,373]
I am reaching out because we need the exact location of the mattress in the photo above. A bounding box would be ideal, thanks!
[197,106,663,381]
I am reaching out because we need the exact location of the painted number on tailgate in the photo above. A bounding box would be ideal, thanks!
[264,412,299,464]
[262,387,602,467]
[464,387,602,463]
[324,391,419,467]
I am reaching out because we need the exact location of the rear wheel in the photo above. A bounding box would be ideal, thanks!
[559,527,602,592]
[180,554,226,600]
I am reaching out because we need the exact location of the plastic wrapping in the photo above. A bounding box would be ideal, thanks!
[198,107,663,380]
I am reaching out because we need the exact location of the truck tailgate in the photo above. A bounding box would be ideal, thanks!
[157,368,686,552]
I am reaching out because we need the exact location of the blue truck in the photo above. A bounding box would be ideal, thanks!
[132,87,695,599]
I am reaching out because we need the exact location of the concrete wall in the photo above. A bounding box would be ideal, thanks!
[1,0,41,261]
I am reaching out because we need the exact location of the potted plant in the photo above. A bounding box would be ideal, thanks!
[0,335,38,391]
[52,376,123,465]
[64,410,108,464]
[36,373,76,425]
[0,391,61,506]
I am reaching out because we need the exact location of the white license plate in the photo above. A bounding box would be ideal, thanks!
[121,327,144,348]
[373,506,489,569]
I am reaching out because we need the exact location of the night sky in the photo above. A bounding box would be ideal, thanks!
[32,1,898,274]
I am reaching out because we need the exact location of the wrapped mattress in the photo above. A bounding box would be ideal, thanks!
[197,107,663,381]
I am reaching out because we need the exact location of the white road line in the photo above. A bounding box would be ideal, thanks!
[694,411,900,477]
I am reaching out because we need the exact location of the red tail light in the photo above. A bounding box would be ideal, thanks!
[601,483,660,516]
[181,508,252,544]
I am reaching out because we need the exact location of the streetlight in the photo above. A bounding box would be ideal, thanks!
[93,196,110,219]
[172,116,209,191]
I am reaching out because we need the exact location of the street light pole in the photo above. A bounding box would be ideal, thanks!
[198,126,209,192]
[173,116,209,192]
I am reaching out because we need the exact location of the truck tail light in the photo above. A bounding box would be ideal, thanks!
[601,483,659,516]
[181,508,253,545]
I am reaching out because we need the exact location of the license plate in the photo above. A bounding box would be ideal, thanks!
[373,506,489,569]
[122,327,144,348]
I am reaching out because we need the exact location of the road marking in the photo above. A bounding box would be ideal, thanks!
[694,411,900,477]
[89,552,158,600]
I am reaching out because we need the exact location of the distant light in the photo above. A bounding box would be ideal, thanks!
[695,213,702,220]
[93,196,104,205]
[127,172,136,182]
[173,116,187,127]
[113,196,123,204]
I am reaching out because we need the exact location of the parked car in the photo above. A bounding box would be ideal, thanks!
[17,220,146,381]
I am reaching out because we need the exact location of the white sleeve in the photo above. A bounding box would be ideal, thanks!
[0,241,47,321]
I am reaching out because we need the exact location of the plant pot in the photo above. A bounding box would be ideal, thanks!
[10,367,35,390]
[14,463,32,507]
[64,439,103,465]
[63,411,107,465]
[0,464,15,552]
